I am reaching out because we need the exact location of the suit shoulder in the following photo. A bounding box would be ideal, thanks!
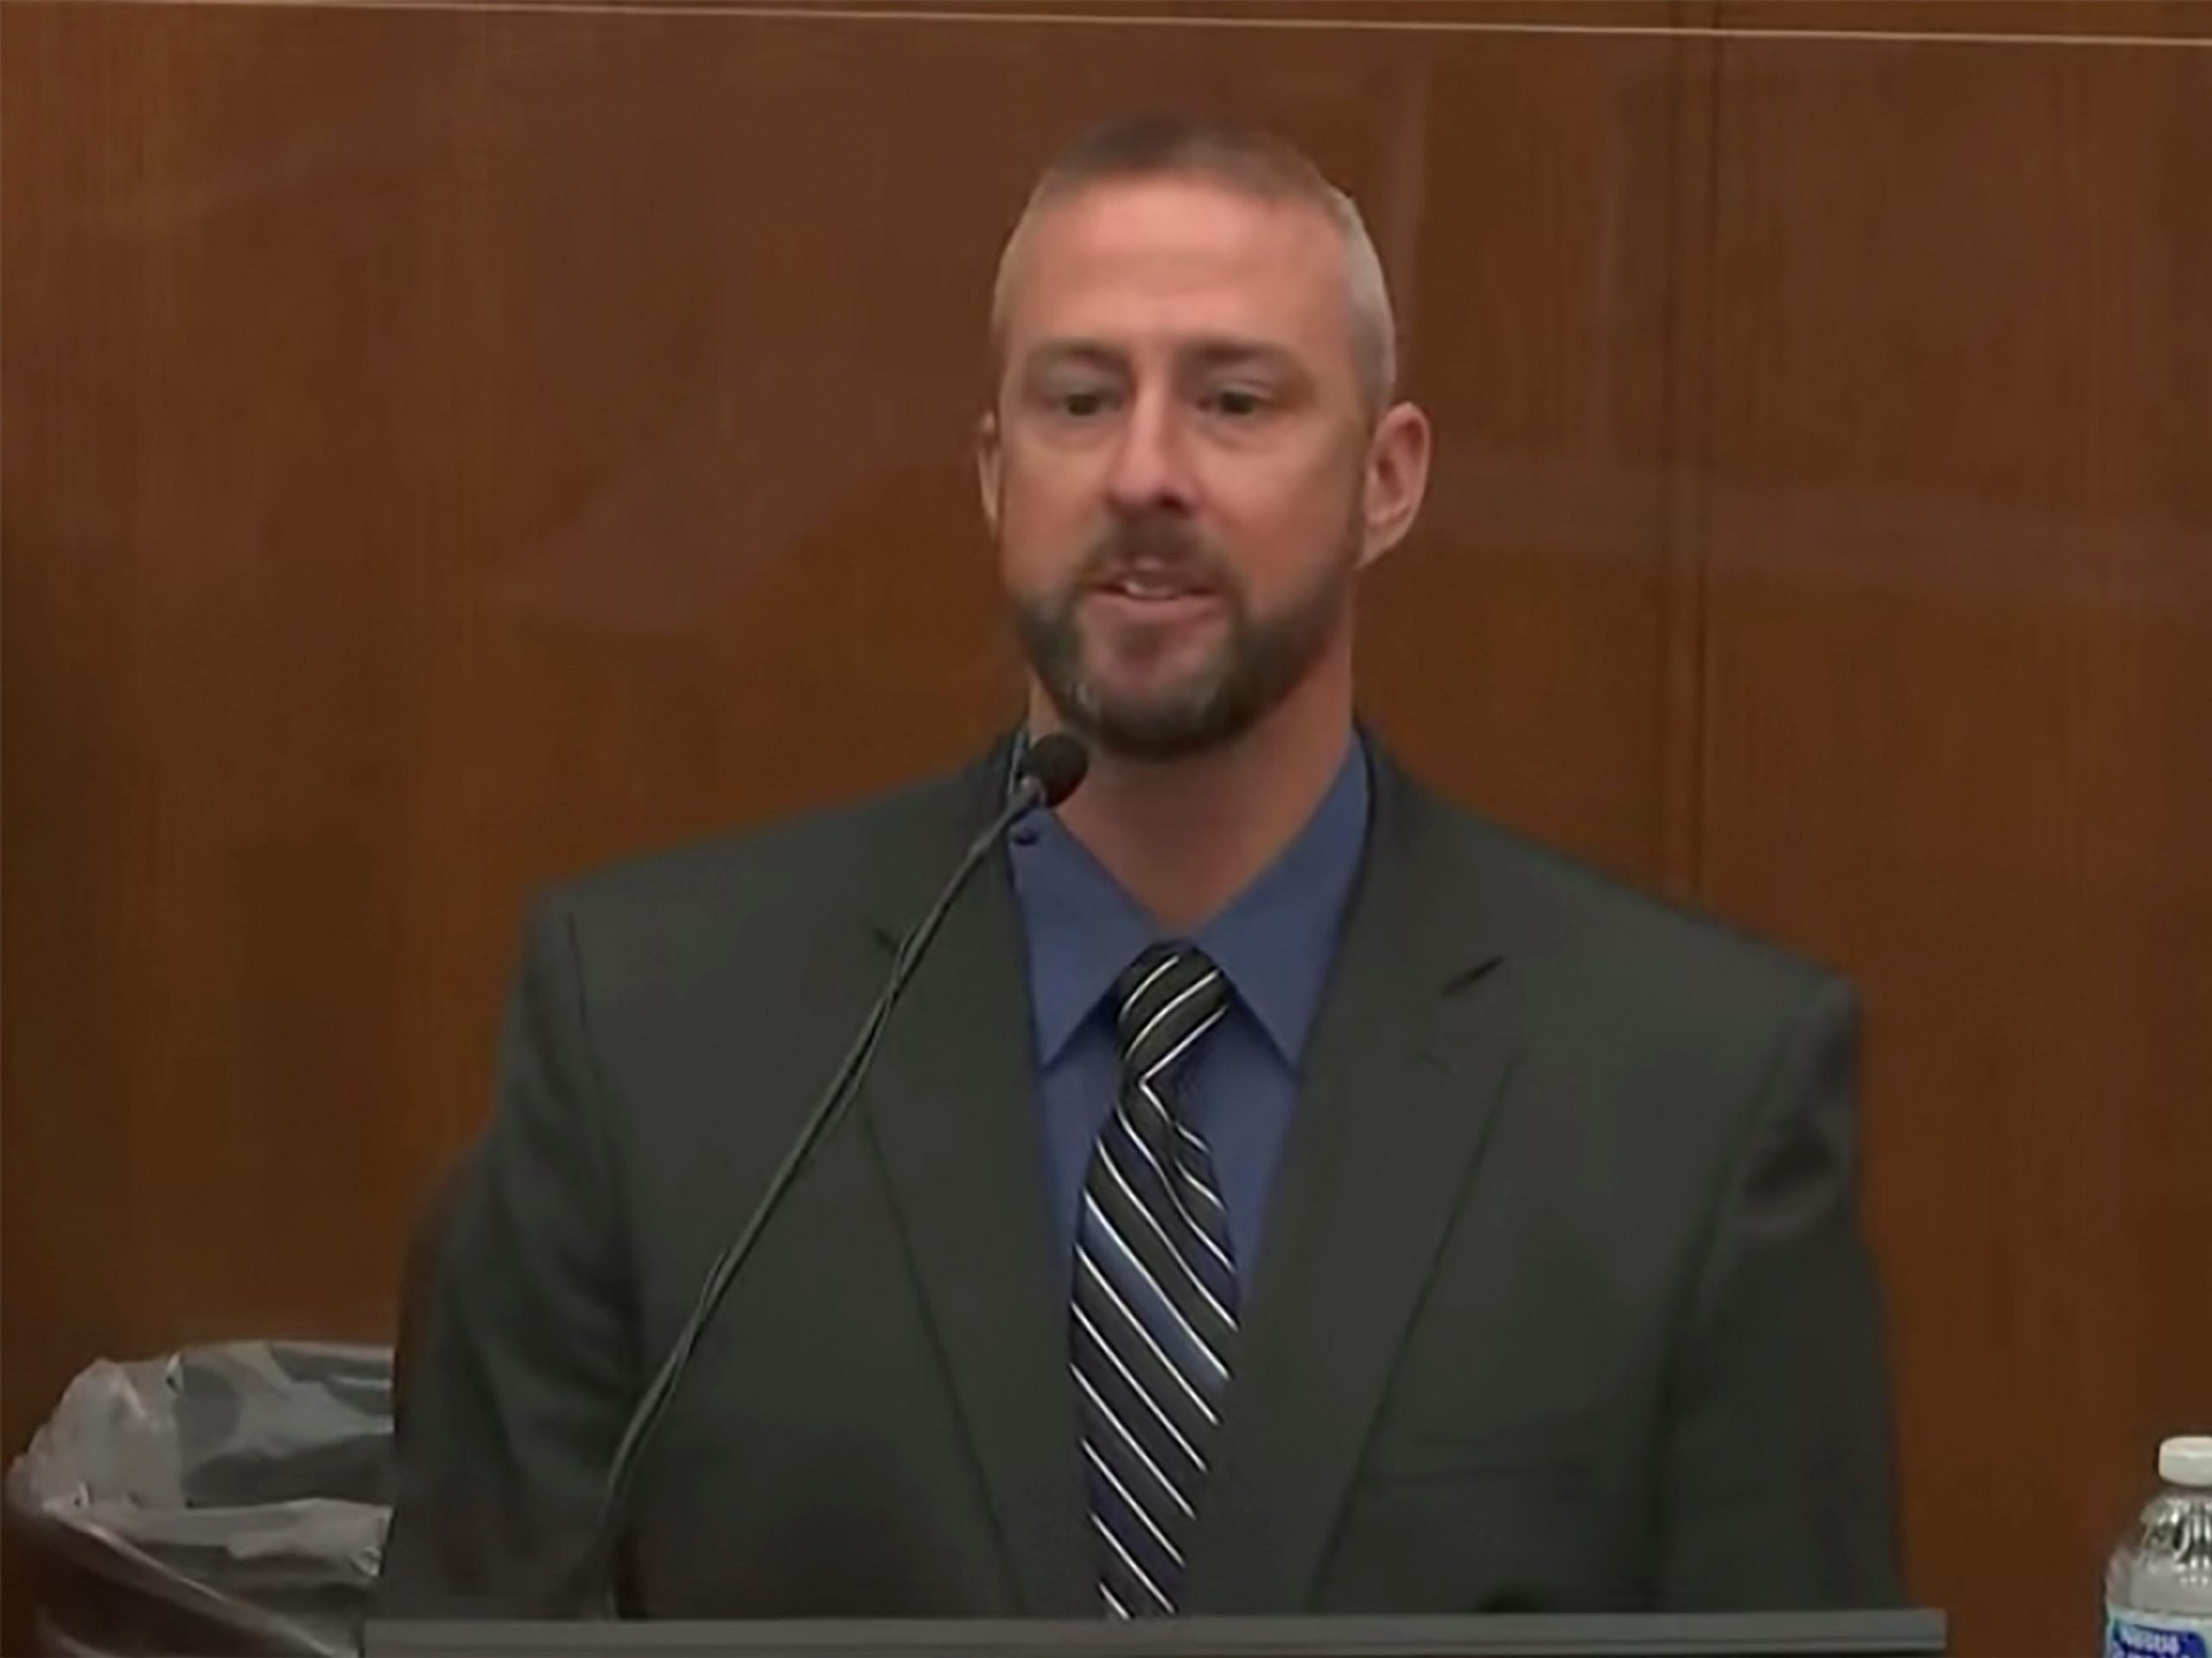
[533,764,975,964]
[1408,787,1847,1021]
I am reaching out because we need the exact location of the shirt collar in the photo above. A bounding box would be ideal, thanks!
[1007,733,1370,1067]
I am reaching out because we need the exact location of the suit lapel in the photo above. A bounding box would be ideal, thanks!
[1186,752,1522,1611]
[857,745,1096,1616]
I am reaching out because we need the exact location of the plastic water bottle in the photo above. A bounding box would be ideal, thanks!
[2107,1436,2212,1658]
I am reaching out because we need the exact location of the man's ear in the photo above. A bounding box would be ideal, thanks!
[1358,401,1433,569]
[976,409,1002,537]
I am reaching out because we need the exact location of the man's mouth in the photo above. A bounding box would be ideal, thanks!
[1092,570,1217,602]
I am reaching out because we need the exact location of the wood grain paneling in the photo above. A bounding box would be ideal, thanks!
[1694,0,2212,41]
[1700,15,2212,1654]
[2,4,1693,1646]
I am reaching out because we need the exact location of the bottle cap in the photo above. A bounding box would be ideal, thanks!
[2158,1437,2212,1486]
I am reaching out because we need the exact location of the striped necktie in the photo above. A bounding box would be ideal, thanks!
[1071,942,1237,1617]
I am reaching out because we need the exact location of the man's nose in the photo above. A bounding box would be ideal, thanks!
[1104,387,1196,517]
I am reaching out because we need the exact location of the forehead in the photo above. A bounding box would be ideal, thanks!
[1000,176,1355,363]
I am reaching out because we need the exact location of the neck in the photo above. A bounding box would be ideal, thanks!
[1030,655,1354,935]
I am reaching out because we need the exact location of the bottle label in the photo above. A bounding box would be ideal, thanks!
[2107,1609,2212,1658]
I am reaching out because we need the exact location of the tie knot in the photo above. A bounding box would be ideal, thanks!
[1114,943,1229,1085]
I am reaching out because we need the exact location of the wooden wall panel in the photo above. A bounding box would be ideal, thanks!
[2,4,1691,1645]
[1699,16,2212,1655]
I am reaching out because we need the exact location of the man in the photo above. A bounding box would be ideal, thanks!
[379,118,1901,1620]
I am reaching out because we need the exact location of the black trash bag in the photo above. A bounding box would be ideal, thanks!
[5,1342,392,1656]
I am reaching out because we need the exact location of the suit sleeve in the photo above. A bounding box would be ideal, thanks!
[1656,975,1906,1608]
[376,895,639,1615]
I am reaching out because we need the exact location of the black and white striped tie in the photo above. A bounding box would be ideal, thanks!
[1071,942,1237,1617]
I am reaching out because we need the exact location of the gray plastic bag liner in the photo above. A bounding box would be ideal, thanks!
[6,1341,394,1656]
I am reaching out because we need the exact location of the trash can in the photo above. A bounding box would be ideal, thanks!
[5,1341,393,1656]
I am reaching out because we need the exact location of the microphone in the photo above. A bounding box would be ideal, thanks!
[1018,731,1090,812]
[577,733,1089,1610]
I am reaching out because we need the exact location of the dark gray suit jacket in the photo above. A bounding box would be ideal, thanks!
[378,738,1901,1618]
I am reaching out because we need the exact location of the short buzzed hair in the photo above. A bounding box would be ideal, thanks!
[990,116,1400,412]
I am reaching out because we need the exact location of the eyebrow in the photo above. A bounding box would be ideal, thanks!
[1021,341,1127,377]
[1020,338,1308,378]
[1181,340,1305,379]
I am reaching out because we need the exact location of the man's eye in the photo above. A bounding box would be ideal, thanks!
[1055,388,1114,418]
[1204,387,1270,418]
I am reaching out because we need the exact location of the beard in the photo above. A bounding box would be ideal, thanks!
[1011,510,1357,762]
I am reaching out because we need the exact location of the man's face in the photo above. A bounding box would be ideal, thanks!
[979,175,1424,760]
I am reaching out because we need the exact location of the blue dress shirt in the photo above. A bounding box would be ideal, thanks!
[1007,734,1370,1282]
